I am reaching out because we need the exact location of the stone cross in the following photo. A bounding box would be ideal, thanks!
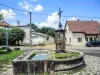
[58,7,63,28]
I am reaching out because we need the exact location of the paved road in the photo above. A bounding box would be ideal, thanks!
[11,46,100,57]
[1,45,100,57]
[73,49,100,57]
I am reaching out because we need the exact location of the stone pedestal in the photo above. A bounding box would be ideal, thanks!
[44,61,48,72]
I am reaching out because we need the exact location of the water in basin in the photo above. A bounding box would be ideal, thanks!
[31,53,49,60]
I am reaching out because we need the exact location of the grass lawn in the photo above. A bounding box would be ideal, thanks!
[0,50,24,67]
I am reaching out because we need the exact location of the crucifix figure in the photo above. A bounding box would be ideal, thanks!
[58,7,63,28]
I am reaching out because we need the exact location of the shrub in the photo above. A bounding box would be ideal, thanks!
[54,52,80,59]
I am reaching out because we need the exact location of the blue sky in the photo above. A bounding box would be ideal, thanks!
[0,0,100,28]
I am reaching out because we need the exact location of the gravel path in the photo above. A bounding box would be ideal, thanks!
[1,55,100,75]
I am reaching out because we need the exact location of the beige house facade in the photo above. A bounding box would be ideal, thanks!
[65,20,100,46]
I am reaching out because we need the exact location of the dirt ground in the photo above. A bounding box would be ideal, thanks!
[32,44,56,49]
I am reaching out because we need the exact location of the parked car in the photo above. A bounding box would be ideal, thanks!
[85,40,100,47]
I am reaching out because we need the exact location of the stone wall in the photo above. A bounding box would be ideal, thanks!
[12,60,54,75]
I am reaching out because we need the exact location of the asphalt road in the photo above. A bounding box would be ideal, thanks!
[73,49,100,57]
[1,45,100,57]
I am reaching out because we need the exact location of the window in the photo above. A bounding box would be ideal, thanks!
[69,38,71,43]
[78,38,82,42]
[86,37,88,41]
[46,36,49,40]
[90,37,93,42]
[94,37,96,41]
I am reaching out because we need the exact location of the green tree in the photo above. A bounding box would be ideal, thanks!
[27,23,38,31]
[46,28,56,37]
[0,28,5,45]
[27,23,56,37]
[40,27,55,37]
[10,27,25,45]
[0,14,4,22]
[0,27,25,46]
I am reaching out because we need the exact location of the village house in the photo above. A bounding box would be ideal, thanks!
[64,20,100,46]
[16,25,54,46]
[0,21,11,28]
[0,21,54,46]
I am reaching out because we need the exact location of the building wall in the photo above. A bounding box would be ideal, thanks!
[72,33,86,46]
[31,35,54,45]
[19,26,54,45]
[65,24,86,46]
[19,27,30,45]
[65,24,73,45]
[31,35,45,45]
[45,36,54,45]
[0,26,5,28]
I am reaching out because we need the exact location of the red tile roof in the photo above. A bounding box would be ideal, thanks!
[0,21,11,27]
[65,20,100,34]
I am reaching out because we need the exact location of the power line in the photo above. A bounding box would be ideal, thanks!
[0,3,48,16]
[0,3,28,12]
[1,3,100,19]
[32,13,48,15]
[3,14,28,17]
[62,16,100,18]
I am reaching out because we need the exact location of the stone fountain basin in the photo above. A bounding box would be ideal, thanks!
[12,50,85,75]
[50,50,85,71]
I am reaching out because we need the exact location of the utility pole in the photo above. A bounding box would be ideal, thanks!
[29,12,32,46]
[5,26,8,51]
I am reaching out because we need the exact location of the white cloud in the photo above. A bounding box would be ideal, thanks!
[38,12,59,28]
[18,0,44,12]
[24,12,29,15]
[96,20,100,22]
[68,17,79,21]
[18,1,33,11]
[34,4,44,11]
[0,9,16,20]
[11,23,18,26]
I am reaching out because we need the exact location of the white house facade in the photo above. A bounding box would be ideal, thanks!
[0,21,54,46]
[17,26,54,46]
[65,24,86,46]
[65,20,100,46]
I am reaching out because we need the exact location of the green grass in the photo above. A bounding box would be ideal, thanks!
[0,50,24,65]
[52,52,80,59]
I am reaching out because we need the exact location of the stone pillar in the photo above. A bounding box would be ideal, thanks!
[44,61,48,72]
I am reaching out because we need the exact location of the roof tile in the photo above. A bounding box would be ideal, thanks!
[0,21,11,27]
[66,21,100,34]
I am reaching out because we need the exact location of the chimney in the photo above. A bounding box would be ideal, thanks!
[77,19,79,21]
[17,20,20,26]
[91,19,93,21]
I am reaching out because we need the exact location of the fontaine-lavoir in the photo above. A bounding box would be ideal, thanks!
[12,8,85,75]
